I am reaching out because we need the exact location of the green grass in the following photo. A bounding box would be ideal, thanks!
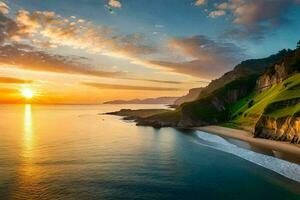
[230,73,300,126]
[267,104,300,119]
[229,92,255,118]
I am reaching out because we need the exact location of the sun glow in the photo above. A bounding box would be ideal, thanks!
[21,88,34,99]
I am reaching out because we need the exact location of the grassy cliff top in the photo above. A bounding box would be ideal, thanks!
[231,73,300,127]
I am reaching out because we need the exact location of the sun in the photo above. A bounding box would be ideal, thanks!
[21,88,34,99]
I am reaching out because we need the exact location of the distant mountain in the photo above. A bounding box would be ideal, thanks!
[174,87,204,106]
[104,96,179,105]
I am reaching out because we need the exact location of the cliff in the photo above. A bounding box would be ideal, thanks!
[253,75,300,143]
[174,87,203,106]
[256,63,289,91]
[255,114,300,144]
[173,50,288,107]
[200,50,289,96]
[232,48,300,143]
[137,75,258,128]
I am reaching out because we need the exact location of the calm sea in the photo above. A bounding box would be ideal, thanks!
[0,104,299,200]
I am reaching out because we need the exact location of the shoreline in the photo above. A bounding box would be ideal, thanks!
[106,109,300,164]
[195,126,300,164]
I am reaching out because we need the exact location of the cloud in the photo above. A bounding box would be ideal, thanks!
[1,4,194,85]
[209,10,226,18]
[205,0,299,39]
[125,77,183,84]
[216,2,229,10]
[0,87,24,104]
[0,7,189,85]
[0,87,18,94]
[108,0,122,8]
[12,9,155,58]
[82,82,180,91]
[0,43,122,78]
[0,1,9,14]
[0,10,156,80]
[149,60,229,80]
[194,0,206,6]
[0,12,182,84]
[229,0,291,25]
[0,13,20,43]
[0,76,33,84]
[148,35,245,79]
[141,79,182,84]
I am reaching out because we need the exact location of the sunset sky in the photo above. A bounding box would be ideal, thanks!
[0,0,300,104]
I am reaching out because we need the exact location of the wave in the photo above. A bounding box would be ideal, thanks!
[195,131,300,183]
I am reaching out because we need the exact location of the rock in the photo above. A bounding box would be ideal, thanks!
[254,114,300,144]
[174,87,204,106]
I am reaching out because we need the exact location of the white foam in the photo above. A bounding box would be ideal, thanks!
[195,131,300,183]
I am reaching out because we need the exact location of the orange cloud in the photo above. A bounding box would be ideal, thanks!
[0,87,23,104]
[148,35,244,79]
[13,10,154,59]
[0,10,185,83]
[0,87,18,93]
[0,76,33,84]
[0,1,9,14]
[108,0,122,8]
[0,44,122,78]
[82,81,180,91]
[194,0,206,6]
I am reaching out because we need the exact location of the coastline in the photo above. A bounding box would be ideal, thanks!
[196,126,300,164]
[106,109,300,164]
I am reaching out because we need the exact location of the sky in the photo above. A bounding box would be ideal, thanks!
[0,0,300,104]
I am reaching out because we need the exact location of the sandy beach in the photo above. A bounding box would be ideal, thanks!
[196,126,300,164]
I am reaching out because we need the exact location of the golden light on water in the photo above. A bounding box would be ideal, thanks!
[14,104,43,199]
[23,104,33,153]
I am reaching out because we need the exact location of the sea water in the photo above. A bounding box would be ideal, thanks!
[0,104,299,200]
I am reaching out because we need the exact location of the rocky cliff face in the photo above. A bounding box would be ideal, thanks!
[256,63,289,91]
[253,49,300,143]
[254,114,300,144]
[174,87,203,106]
[201,50,289,96]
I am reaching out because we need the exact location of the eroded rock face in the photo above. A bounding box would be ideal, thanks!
[254,115,300,144]
[174,88,203,106]
[256,63,289,91]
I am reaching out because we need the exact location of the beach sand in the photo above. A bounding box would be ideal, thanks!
[196,126,300,164]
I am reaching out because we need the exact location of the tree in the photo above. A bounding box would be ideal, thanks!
[297,40,300,49]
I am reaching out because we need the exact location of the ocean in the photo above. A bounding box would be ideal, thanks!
[0,104,299,200]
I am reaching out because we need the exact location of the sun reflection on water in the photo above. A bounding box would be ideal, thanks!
[23,104,33,155]
[14,104,44,199]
